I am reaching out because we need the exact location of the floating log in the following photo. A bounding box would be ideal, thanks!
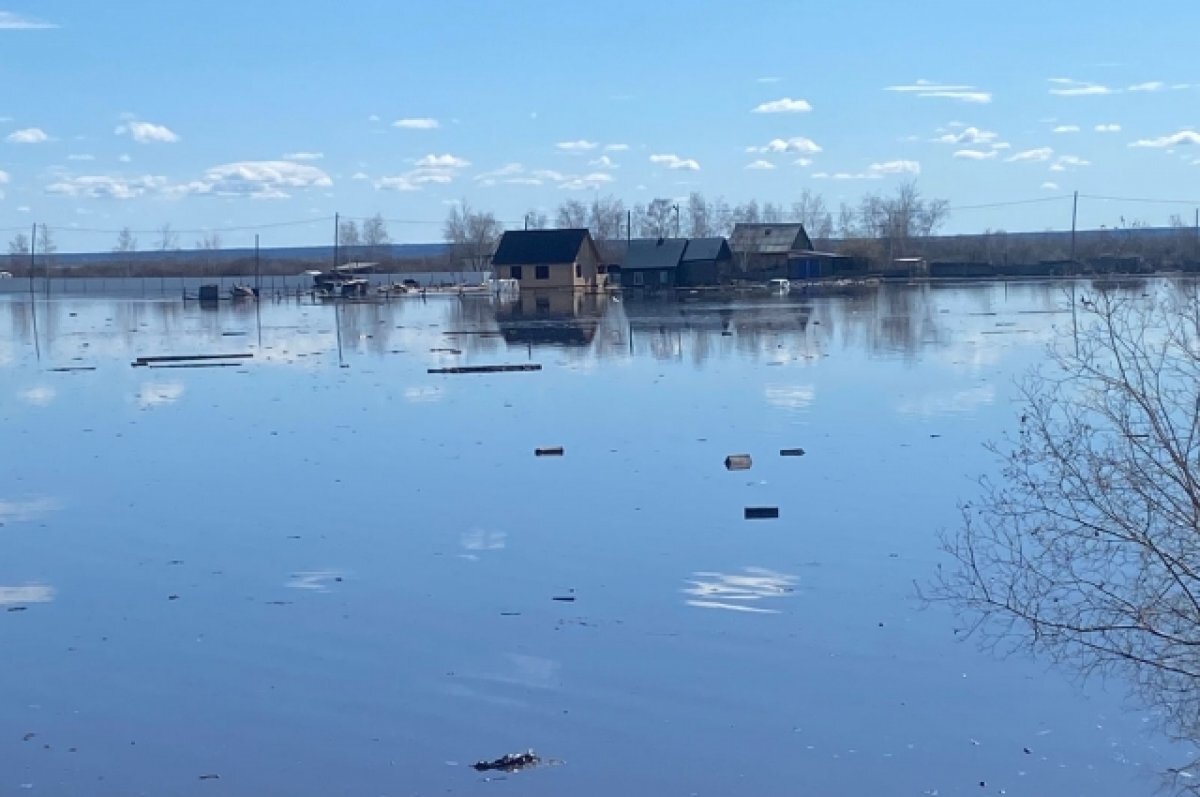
[48,366,97,372]
[132,353,253,367]
[535,446,564,457]
[744,507,780,520]
[147,362,245,369]
[724,454,753,471]
[780,448,806,457]
[428,364,541,374]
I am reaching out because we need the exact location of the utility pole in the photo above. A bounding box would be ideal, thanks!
[333,213,339,270]
[1070,191,1079,263]
[254,234,261,293]
[627,209,632,243]
[28,223,36,298]
[673,204,680,238]
[1194,208,1199,263]
[524,214,529,231]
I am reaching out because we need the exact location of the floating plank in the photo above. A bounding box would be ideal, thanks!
[535,446,564,457]
[744,507,780,520]
[132,353,253,367]
[146,362,245,369]
[48,366,97,372]
[725,454,753,471]
[780,448,806,457]
[428,364,541,375]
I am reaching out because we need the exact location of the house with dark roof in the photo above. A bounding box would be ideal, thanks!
[680,238,734,286]
[729,223,814,279]
[491,229,605,289]
[622,238,688,289]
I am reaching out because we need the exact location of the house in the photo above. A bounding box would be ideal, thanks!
[491,229,605,289]
[788,251,866,279]
[728,223,814,279]
[679,238,734,286]
[623,238,688,289]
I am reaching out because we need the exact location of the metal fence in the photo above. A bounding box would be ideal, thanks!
[0,272,490,298]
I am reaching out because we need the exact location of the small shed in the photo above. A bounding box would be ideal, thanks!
[680,238,733,286]
[729,223,814,279]
[623,238,688,289]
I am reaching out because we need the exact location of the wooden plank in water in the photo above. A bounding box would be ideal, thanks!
[132,353,253,367]
[428,364,542,375]
[744,507,780,520]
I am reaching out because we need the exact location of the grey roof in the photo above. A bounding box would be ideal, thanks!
[681,238,731,262]
[492,229,595,266]
[728,223,813,255]
[623,238,688,271]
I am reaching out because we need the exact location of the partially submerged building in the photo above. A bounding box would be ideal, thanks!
[491,229,606,289]
[728,223,814,280]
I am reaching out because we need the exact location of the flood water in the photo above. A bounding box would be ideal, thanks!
[1,280,1194,796]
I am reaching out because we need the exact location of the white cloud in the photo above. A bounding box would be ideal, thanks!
[748,136,822,155]
[1007,147,1055,162]
[0,169,8,184]
[7,127,48,144]
[474,162,525,182]
[1095,123,1122,133]
[67,153,94,161]
[953,149,998,160]
[752,97,812,114]
[935,126,1000,145]
[178,160,333,199]
[46,174,168,199]
[1130,129,1200,148]
[375,175,419,191]
[282,151,323,161]
[368,114,381,123]
[118,153,131,163]
[746,160,776,170]
[1052,155,1091,170]
[556,139,599,152]
[415,153,470,168]
[393,118,439,129]
[1048,78,1114,96]
[813,171,882,181]
[351,171,369,180]
[589,155,617,169]
[649,153,700,171]
[886,80,991,103]
[869,159,920,175]
[115,121,179,144]
[755,76,781,84]
[794,157,812,167]
[604,143,630,152]
[1128,81,1166,92]
[561,172,615,190]
[1052,124,1081,133]
[0,12,57,29]
[1042,181,1060,190]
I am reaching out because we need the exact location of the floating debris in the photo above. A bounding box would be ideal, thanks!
[198,773,221,781]
[535,446,564,457]
[724,454,752,471]
[131,353,253,368]
[428,364,542,375]
[472,750,541,773]
[744,507,780,520]
[780,448,806,457]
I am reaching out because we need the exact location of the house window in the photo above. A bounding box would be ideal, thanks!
[535,265,549,280]
[598,264,607,274]
[632,272,644,286]
[659,271,670,285]
[511,266,523,280]
[575,263,582,278]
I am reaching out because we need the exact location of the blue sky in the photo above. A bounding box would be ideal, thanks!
[1,0,1199,250]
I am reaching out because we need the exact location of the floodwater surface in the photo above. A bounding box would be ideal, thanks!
[1,282,1193,796]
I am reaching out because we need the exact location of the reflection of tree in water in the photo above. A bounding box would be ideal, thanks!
[930,289,1200,793]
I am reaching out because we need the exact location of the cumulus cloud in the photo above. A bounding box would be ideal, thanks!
[115,121,179,144]
[934,126,1000,145]
[1128,81,1166,92]
[179,160,333,198]
[1007,147,1055,162]
[1051,154,1091,171]
[282,151,323,161]
[375,175,419,191]
[755,76,781,84]
[794,157,812,167]
[1053,124,1081,133]
[393,118,439,129]
[650,153,700,171]
[1130,129,1200,148]
[415,153,470,168]
[0,11,57,29]
[0,169,9,184]
[474,163,525,183]
[746,160,776,170]
[747,136,822,155]
[953,149,998,160]
[6,127,48,144]
[870,159,920,175]
[589,154,617,169]
[886,79,991,104]
[67,153,94,161]
[604,143,630,152]
[46,174,169,199]
[752,97,813,113]
[1048,78,1114,96]
[556,139,599,152]
[1042,181,1060,190]
[561,172,614,190]
[1095,123,1122,133]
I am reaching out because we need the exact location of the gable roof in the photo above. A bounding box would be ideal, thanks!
[682,237,732,262]
[623,238,688,271]
[492,229,595,266]
[728,223,813,255]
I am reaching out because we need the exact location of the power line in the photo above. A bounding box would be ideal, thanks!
[28,216,336,237]
[947,195,1074,212]
[1080,194,1200,207]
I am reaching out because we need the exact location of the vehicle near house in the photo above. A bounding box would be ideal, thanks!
[0,271,12,279]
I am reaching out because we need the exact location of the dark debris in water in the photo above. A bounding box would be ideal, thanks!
[472,750,541,773]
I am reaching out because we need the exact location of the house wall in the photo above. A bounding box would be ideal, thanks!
[678,260,719,286]
[497,261,579,289]
[624,268,675,289]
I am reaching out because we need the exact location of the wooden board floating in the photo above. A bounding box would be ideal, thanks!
[132,353,253,367]
[428,364,542,375]
[744,507,780,520]
[535,447,564,457]
[725,454,753,471]
[780,448,806,457]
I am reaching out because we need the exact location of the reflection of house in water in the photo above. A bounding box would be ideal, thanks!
[493,290,610,347]
[621,295,815,360]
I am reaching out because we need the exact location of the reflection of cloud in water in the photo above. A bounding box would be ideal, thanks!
[765,384,816,410]
[136,381,185,409]
[683,567,797,614]
[897,384,995,417]
[404,385,445,404]
[19,386,56,406]
[0,584,55,605]
[286,570,345,592]
[461,529,506,552]
[0,496,62,523]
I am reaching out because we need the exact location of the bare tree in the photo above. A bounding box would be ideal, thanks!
[588,195,624,240]
[37,225,56,274]
[792,190,834,243]
[762,201,785,223]
[930,289,1200,787]
[524,209,548,230]
[157,223,179,253]
[7,232,29,274]
[362,214,390,262]
[685,191,714,238]
[555,199,587,229]
[196,232,220,277]
[115,227,137,276]
[443,200,503,272]
[338,219,361,263]
[731,200,761,226]
[639,198,674,238]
